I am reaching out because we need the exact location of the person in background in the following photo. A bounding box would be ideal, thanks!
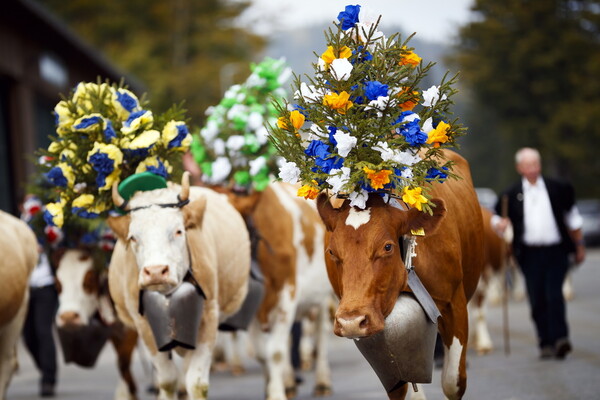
[493,147,585,360]
[20,196,59,397]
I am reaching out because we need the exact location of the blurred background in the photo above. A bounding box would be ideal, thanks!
[1,0,599,242]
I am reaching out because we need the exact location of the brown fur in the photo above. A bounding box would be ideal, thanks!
[316,150,484,400]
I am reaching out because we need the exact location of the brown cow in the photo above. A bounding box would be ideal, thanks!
[0,211,38,400]
[53,247,139,399]
[316,150,484,400]
[220,182,334,400]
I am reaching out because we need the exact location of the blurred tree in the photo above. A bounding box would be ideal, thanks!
[450,0,600,197]
[37,0,266,126]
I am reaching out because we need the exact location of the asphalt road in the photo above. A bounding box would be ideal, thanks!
[7,249,600,400]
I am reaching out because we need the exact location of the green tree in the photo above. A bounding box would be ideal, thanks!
[37,0,265,125]
[450,0,600,197]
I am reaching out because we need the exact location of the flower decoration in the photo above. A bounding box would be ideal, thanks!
[269,4,465,212]
[191,57,291,192]
[37,80,190,227]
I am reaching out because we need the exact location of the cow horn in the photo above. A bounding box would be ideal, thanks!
[180,171,190,202]
[112,182,129,210]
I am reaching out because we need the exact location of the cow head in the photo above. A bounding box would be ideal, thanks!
[108,172,207,294]
[316,193,446,339]
[55,248,102,327]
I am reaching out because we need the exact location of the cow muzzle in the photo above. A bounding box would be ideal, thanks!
[57,311,82,328]
[139,264,177,291]
[334,308,385,339]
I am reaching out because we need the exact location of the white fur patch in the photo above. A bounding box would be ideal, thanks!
[442,336,463,397]
[345,208,371,229]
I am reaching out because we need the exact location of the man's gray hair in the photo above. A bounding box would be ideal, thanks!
[515,147,541,165]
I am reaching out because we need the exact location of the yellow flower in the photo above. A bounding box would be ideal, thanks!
[398,88,419,111]
[323,91,353,114]
[363,167,393,190]
[297,181,319,200]
[72,194,95,209]
[400,47,422,67]
[290,110,305,131]
[277,116,289,130]
[129,130,160,149]
[402,187,428,211]
[46,202,64,228]
[57,162,76,187]
[121,110,154,135]
[54,101,73,136]
[321,46,353,65]
[426,121,451,148]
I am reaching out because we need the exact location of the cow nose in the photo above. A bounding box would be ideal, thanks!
[59,311,81,326]
[142,264,170,283]
[335,314,369,338]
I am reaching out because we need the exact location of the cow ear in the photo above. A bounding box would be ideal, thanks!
[405,198,446,236]
[107,215,131,243]
[183,196,207,230]
[316,192,339,232]
[227,191,262,217]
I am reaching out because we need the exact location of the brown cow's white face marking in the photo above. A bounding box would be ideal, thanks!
[345,207,371,229]
[56,249,99,327]
[127,206,189,294]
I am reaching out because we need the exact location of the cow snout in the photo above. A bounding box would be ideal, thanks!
[58,311,81,327]
[334,309,384,338]
[140,264,173,288]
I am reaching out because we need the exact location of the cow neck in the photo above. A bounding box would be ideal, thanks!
[244,215,274,257]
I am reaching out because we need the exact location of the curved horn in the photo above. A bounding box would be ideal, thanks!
[180,171,190,202]
[112,182,128,210]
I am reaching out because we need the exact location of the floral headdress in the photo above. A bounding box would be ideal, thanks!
[269,4,465,212]
[39,80,191,228]
[190,57,291,192]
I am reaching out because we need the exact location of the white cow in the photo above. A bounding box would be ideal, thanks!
[0,210,37,400]
[107,173,250,400]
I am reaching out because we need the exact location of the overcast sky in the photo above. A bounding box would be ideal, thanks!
[238,0,476,44]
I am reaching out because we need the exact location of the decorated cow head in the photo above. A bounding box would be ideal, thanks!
[316,193,446,339]
[108,172,207,294]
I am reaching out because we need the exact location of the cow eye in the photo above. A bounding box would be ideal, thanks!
[175,229,183,236]
[384,243,393,252]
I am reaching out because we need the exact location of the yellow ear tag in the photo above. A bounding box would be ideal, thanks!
[410,227,425,236]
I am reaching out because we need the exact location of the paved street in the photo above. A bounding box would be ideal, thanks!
[7,249,600,400]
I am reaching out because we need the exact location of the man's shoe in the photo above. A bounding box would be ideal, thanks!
[540,346,554,359]
[40,383,55,397]
[555,338,572,360]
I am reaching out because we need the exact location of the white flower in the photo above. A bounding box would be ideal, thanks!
[358,6,379,25]
[333,131,357,157]
[422,117,434,133]
[349,189,369,209]
[209,157,232,184]
[213,138,225,156]
[374,142,421,165]
[318,57,327,72]
[330,58,353,81]
[224,84,241,99]
[326,167,351,194]
[422,85,447,107]
[201,120,219,143]
[308,124,328,140]
[226,135,245,151]
[295,82,323,103]
[279,161,301,184]
[249,157,267,176]
[247,112,264,131]
[401,167,414,180]
[245,73,266,89]
[255,126,269,145]
[365,96,395,117]
[227,104,248,120]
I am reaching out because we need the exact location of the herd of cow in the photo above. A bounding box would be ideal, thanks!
[1,150,520,400]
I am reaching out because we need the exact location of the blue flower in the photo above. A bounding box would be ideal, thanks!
[147,160,168,178]
[116,90,139,113]
[73,115,103,132]
[305,140,343,174]
[337,4,361,30]
[394,114,427,146]
[364,81,389,101]
[328,126,338,147]
[88,152,115,189]
[104,120,116,141]
[426,166,449,181]
[350,84,364,105]
[45,166,68,187]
